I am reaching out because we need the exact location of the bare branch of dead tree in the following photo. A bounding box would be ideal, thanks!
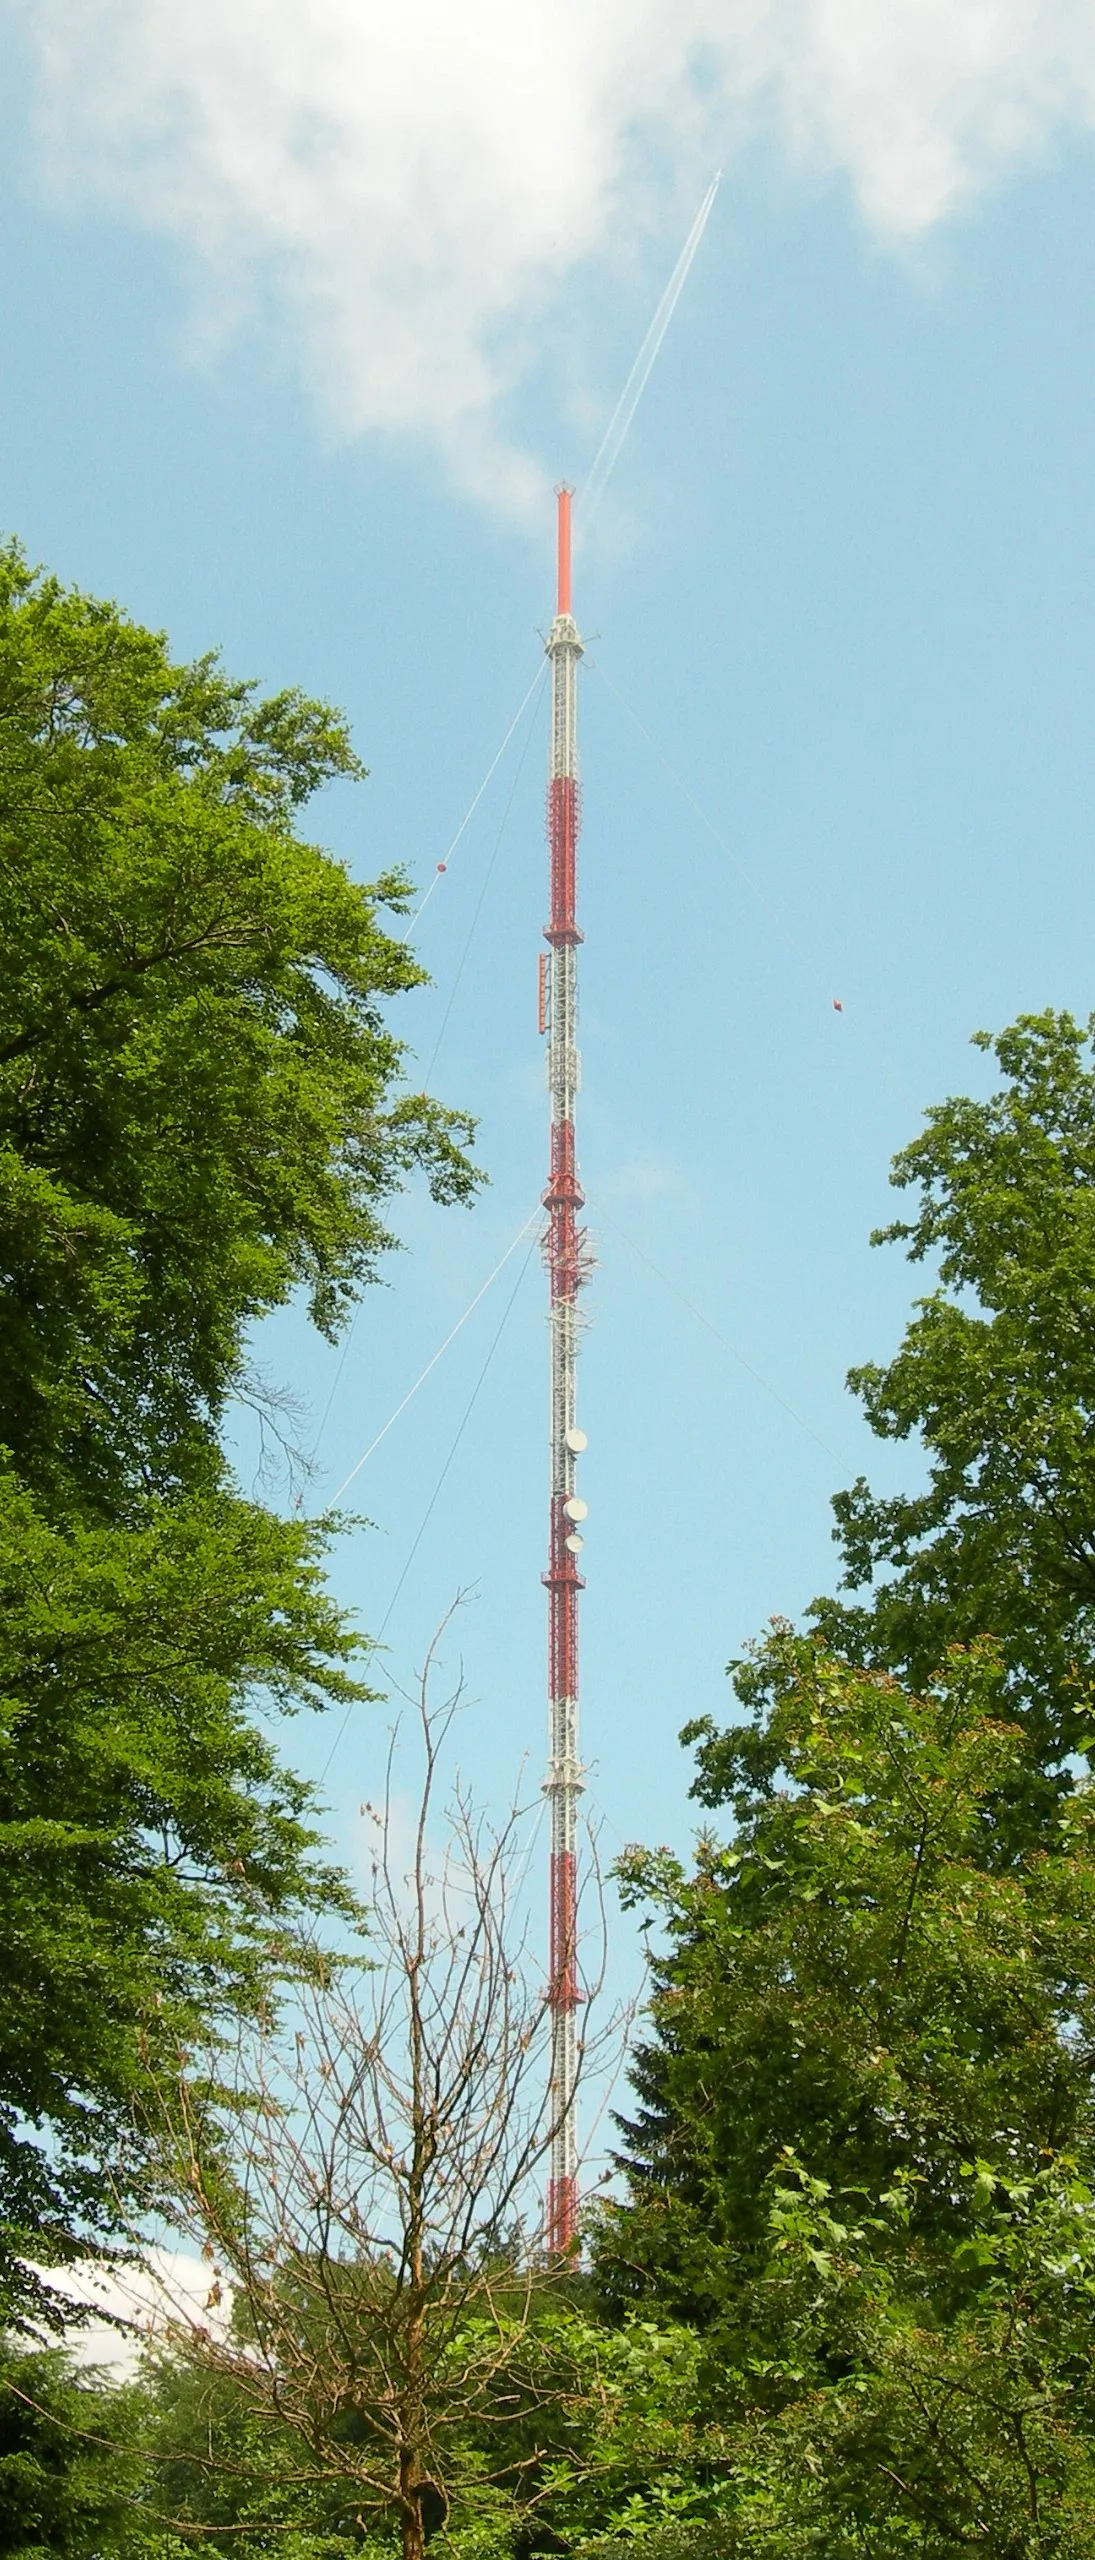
[140,1601,628,2560]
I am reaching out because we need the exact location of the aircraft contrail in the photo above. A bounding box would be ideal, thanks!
[579,171,721,526]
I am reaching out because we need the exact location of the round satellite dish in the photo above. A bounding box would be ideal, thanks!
[564,1496,588,1523]
[565,1427,588,1453]
[565,1533,584,1554]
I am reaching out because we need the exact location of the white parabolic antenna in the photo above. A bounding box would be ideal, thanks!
[565,1533,584,1554]
[565,1426,588,1453]
[564,1496,588,1522]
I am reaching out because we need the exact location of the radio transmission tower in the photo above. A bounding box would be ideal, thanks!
[541,488,588,2255]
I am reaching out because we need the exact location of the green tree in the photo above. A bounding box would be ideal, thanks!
[0,543,480,2311]
[597,1636,1095,2327]
[590,1639,1095,2552]
[716,2150,1095,2557]
[0,541,476,1506]
[581,1017,1095,2550]
[813,1011,1095,1810]
[145,2358,358,2560]
[0,2345,148,2560]
[142,2312,716,2560]
[574,2159,1095,2559]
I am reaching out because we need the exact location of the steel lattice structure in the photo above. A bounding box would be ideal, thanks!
[541,489,587,2255]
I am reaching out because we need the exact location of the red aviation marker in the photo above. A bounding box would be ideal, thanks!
[542,490,587,2255]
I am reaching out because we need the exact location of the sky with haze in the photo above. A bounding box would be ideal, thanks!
[6,0,1095,1998]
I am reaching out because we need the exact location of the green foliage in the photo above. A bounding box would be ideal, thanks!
[588,1635,1095,2549]
[603,1636,1095,2332]
[0,542,480,2310]
[708,2150,1095,2556]
[581,1017,1095,2547]
[557,2163,1095,2557]
[199,2284,724,2560]
[21,625,1095,2554]
[0,2347,353,2560]
[32,1001,1091,2556]
[536,2158,1095,2552]
[0,540,478,1508]
[0,1474,358,2275]
[145,2359,357,2560]
[0,2346,148,2560]
[812,1011,1095,1806]
[496,2308,727,2554]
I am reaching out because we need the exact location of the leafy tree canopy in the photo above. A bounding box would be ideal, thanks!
[593,1638,1095,2551]
[584,1015,1095,2550]
[145,2357,358,2560]
[811,1011,1095,1802]
[0,540,478,1510]
[0,543,480,2312]
[0,2345,149,2560]
[599,1637,1095,2328]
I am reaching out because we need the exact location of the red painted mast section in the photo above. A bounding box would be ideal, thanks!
[543,488,586,2254]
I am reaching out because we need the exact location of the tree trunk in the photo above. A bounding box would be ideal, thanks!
[399,2452,425,2560]
[399,2277,427,2560]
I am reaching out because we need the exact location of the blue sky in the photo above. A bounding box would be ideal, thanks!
[7,9,1095,2023]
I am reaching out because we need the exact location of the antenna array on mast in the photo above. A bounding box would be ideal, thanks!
[542,489,588,2255]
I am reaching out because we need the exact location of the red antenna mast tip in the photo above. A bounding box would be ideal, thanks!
[555,486,573,617]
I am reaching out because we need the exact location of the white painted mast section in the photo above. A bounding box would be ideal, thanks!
[542,488,586,2255]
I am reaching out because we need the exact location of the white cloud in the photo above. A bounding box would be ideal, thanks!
[35,2248,231,2376]
[18,0,1095,504]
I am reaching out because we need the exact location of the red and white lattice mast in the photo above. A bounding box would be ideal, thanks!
[541,488,588,2255]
